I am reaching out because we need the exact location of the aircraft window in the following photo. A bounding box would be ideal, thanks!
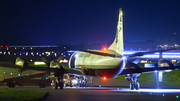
[79,53,85,57]
[85,54,91,57]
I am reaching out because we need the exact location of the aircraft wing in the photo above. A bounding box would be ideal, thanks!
[0,64,84,75]
[120,66,180,75]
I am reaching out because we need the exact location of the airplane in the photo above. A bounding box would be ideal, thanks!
[0,6,179,90]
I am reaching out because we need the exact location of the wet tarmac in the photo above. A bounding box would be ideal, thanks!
[1,86,180,101]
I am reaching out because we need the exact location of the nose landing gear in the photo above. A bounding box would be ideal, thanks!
[126,73,141,90]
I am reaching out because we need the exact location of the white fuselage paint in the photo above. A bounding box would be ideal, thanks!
[69,50,122,69]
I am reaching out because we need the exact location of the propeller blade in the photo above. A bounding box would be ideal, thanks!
[55,55,64,62]
[40,56,50,67]
[133,59,141,64]
[128,48,176,57]
[41,72,50,80]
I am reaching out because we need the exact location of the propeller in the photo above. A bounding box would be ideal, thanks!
[55,55,64,62]
[39,56,50,67]
[40,55,64,80]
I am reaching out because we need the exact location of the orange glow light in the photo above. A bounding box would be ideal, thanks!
[103,48,107,51]
[103,77,107,80]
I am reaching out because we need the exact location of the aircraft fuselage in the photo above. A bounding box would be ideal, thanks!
[68,50,126,78]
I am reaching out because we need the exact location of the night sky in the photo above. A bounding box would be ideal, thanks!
[0,0,180,46]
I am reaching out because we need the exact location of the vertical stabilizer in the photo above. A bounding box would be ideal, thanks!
[108,6,123,54]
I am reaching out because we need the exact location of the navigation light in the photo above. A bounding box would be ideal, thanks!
[103,47,107,51]
[103,77,107,80]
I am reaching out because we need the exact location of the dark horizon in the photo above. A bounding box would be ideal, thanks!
[1,0,180,45]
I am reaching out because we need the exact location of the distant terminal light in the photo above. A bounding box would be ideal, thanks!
[140,60,147,63]
[60,59,68,63]
[45,52,50,54]
[123,51,180,58]
[67,50,77,53]
[172,60,176,63]
[34,62,46,65]
[123,51,180,55]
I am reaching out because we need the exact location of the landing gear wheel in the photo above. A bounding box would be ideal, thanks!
[7,82,15,88]
[130,82,134,90]
[54,82,58,89]
[60,82,63,89]
[135,82,140,90]
[39,82,46,88]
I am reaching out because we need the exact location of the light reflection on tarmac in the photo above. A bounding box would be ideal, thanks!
[1,86,180,101]
[60,86,180,93]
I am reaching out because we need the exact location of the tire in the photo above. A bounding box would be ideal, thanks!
[135,82,140,90]
[39,82,46,88]
[7,82,15,88]
[60,82,63,89]
[130,82,134,90]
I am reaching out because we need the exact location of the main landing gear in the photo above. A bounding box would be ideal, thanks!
[125,73,141,90]
[54,76,64,89]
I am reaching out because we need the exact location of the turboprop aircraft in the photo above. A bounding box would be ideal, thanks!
[0,6,179,90]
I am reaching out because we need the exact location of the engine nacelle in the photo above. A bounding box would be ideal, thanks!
[15,57,28,73]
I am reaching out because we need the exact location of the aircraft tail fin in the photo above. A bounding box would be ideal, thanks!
[108,6,123,54]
